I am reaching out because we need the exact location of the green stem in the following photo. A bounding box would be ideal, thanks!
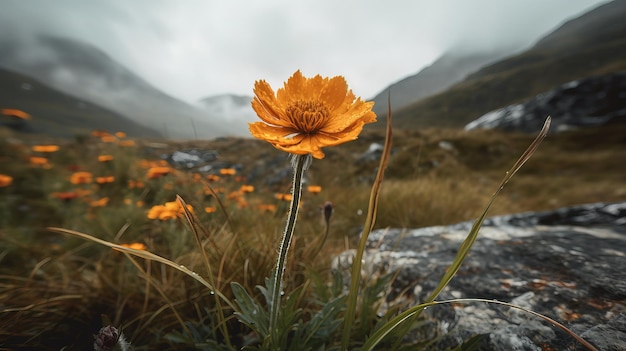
[269,154,308,339]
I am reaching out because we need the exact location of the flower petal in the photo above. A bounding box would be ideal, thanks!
[249,122,304,146]
[278,71,328,104]
[322,101,376,133]
[252,80,289,126]
[319,75,349,111]
[275,136,325,159]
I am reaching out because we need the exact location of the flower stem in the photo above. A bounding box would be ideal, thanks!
[269,154,308,338]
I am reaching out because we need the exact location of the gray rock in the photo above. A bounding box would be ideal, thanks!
[165,149,219,169]
[337,202,626,350]
[465,72,626,133]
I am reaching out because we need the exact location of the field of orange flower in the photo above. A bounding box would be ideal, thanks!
[1,94,625,349]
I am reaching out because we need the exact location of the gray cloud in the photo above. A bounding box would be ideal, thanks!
[0,0,610,102]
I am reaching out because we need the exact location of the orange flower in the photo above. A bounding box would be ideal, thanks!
[227,190,242,199]
[118,140,136,147]
[147,200,193,220]
[91,130,110,138]
[204,206,217,213]
[206,174,220,182]
[32,145,60,153]
[70,171,93,184]
[115,131,127,138]
[1,108,31,120]
[275,193,292,201]
[51,191,80,201]
[147,166,172,179]
[307,185,322,194]
[249,70,376,159]
[95,176,115,184]
[219,168,236,175]
[90,197,110,207]
[101,135,116,143]
[257,204,277,212]
[0,174,13,187]
[128,180,145,188]
[29,156,49,165]
[240,185,255,193]
[120,242,146,250]
[98,155,114,162]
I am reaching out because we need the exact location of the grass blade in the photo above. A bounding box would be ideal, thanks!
[341,95,393,350]
[47,227,236,311]
[425,116,551,302]
[361,117,551,350]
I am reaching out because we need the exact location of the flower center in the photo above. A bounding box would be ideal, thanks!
[285,100,330,134]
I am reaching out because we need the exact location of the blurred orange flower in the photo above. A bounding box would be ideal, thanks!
[248,70,376,159]
[101,135,116,143]
[95,176,115,184]
[219,168,236,175]
[147,166,172,179]
[32,145,60,153]
[91,130,110,138]
[120,242,146,250]
[51,191,80,201]
[240,185,255,193]
[204,206,217,213]
[275,193,292,201]
[1,108,31,120]
[206,174,220,182]
[70,171,93,184]
[147,200,193,220]
[29,156,49,165]
[257,204,277,212]
[118,140,136,147]
[307,185,322,193]
[90,197,110,207]
[236,198,249,208]
[0,174,13,187]
[98,155,114,162]
[128,180,145,188]
[227,191,242,199]
[115,131,127,138]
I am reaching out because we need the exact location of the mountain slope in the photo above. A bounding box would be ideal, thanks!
[0,35,237,139]
[387,0,626,130]
[369,49,515,116]
[0,68,162,138]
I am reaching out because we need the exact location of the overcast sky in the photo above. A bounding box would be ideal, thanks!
[0,0,610,104]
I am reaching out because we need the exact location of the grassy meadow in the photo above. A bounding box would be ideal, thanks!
[0,121,625,349]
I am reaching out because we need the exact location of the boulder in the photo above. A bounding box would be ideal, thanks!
[465,72,626,133]
[336,202,626,350]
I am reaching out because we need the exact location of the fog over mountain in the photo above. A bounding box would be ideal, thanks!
[0,0,609,104]
[197,94,256,134]
[0,35,242,138]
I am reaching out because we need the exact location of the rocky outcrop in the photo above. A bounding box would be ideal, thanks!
[465,72,626,133]
[336,202,626,350]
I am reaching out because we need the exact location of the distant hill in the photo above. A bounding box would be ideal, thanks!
[369,49,516,117]
[0,68,161,138]
[386,0,626,130]
[0,35,237,139]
